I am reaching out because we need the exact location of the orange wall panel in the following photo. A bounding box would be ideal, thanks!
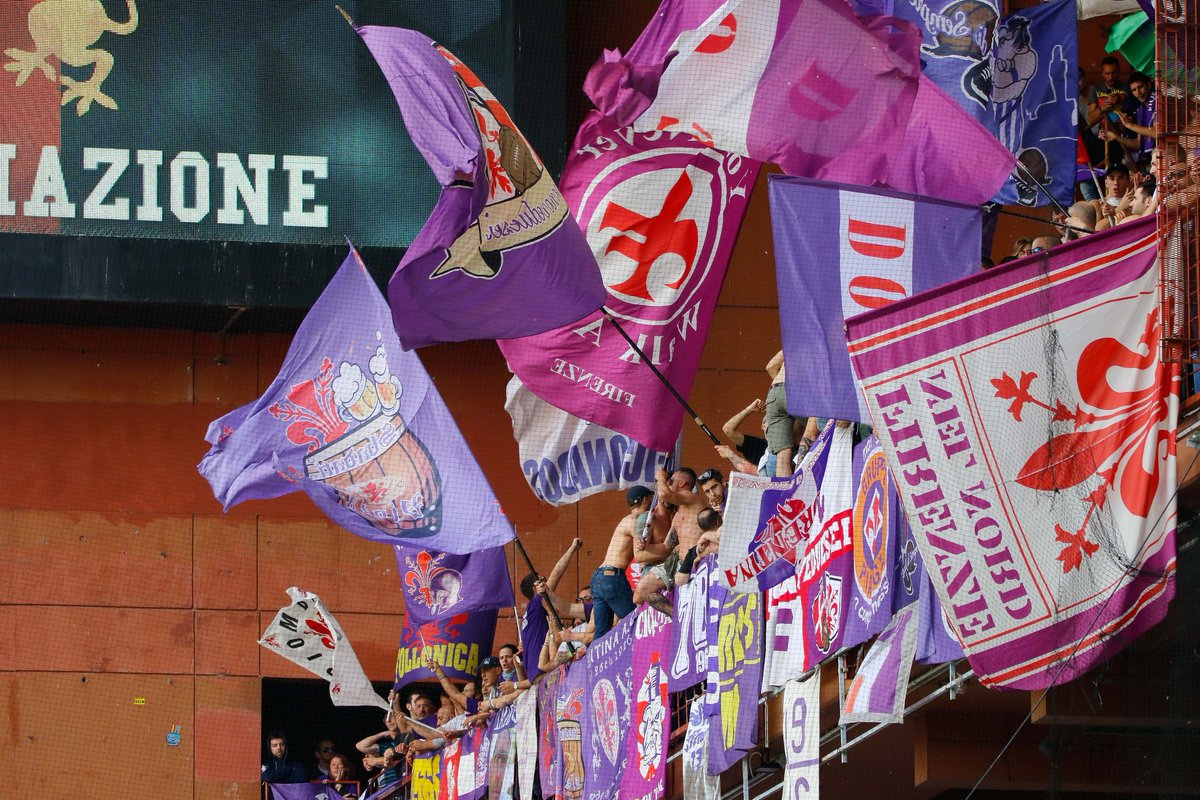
[194,514,259,610]
[195,676,262,793]
[195,610,262,677]
[257,517,343,607]
[1,509,193,607]
[0,672,195,794]
[2,348,196,404]
[4,606,195,673]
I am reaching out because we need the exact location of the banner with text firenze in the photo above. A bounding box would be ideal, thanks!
[771,175,981,423]
[0,1,512,245]
[847,218,1176,690]
[500,110,759,452]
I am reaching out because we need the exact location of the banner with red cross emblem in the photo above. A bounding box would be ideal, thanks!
[846,217,1177,690]
[499,109,759,452]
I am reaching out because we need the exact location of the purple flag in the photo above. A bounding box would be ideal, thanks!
[582,612,635,798]
[354,26,604,349]
[916,570,965,665]
[556,664,590,800]
[770,175,982,423]
[197,249,515,555]
[621,607,674,799]
[840,606,918,725]
[707,591,763,775]
[846,218,1176,689]
[393,544,513,683]
[270,784,363,800]
[499,108,757,452]
[536,665,566,800]
[667,553,715,691]
[842,436,898,646]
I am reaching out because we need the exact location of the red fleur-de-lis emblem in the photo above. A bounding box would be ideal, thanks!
[305,618,335,649]
[992,308,1177,572]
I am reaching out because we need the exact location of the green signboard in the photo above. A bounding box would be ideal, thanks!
[0,0,564,307]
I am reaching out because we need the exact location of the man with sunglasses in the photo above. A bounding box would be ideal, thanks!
[311,737,337,780]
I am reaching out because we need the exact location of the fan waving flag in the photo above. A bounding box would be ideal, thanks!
[499,109,758,453]
[198,249,515,555]
[354,25,605,349]
[988,0,1079,207]
[847,218,1177,690]
[771,176,982,423]
[259,588,390,711]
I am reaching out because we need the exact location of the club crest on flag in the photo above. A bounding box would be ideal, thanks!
[592,679,621,766]
[811,572,843,655]
[581,149,744,324]
[991,307,1175,573]
[634,654,668,779]
[428,43,570,280]
[853,447,890,607]
[268,335,442,537]
[402,551,464,614]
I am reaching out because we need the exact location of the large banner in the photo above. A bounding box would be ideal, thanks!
[847,218,1177,690]
[770,176,981,423]
[198,249,515,555]
[355,25,603,349]
[506,376,672,505]
[394,545,513,683]
[0,1,511,245]
[536,665,566,800]
[499,109,758,452]
[258,588,389,710]
[988,0,1078,207]
[681,696,720,800]
[668,553,715,691]
[621,607,673,800]
[583,613,635,800]
[843,436,900,645]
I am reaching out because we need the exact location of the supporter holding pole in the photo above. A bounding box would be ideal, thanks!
[511,537,577,655]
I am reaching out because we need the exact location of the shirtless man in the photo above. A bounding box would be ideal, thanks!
[633,468,706,615]
[589,486,654,639]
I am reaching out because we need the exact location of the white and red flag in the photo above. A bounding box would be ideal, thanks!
[846,218,1177,690]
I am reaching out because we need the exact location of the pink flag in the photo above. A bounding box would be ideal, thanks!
[498,111,758,452]
[847,218,1177,690]
[599,0,1014,204]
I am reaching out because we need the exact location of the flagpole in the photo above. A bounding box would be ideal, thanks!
[983,205,1093,237]
[601,308,722,446]
[1012,159,1074,221]
[510,536,577,656]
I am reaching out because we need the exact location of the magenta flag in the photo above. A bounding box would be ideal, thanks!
[355,26,605,349]
[597,0,1013,204]
[621,607,674,799]
[499,110,757,452]
[847,218,1177,690]
[197,249,515,555]
[630,0,921,183]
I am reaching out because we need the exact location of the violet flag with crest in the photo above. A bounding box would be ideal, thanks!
[354,25,605,349]
[197,248,515,555]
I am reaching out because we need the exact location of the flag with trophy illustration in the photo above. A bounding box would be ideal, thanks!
[354,25,605,349]
[198,249,515,555]
[846,217,1176,690]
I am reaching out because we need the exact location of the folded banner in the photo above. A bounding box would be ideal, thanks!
[354,26,604,349]
[622,606,674,800]
[410,752,441,800]
[841,605,918,724]
[847,217,1176,689]
[707,591,764,775]
[258,588,390,711]
[536,665,566,800]
[629,0,922,183]
[394,544,513,683]
[198,249,515,555]
[782,672,821,800]
[917,570,966,664]
[988,0,1078,207]
[682,695,720,800]
[499,109,758,453]
[583,612,635,799]
[505,376,672,505]
[668,553,715,691]
[514,689,538,800]
[763,573,805,689]
[770,176,981,423]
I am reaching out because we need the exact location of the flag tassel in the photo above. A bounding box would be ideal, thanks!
[602,307,721,446]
